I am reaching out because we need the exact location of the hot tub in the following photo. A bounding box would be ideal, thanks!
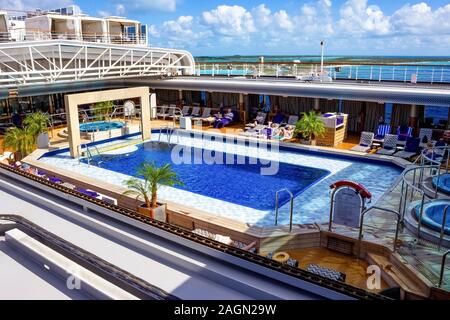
[79,121,124,133]
[432,173,450,195]
[414,200,450,235]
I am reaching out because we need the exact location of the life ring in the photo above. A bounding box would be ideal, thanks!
[330,180,372,199]
[272,251,290,263]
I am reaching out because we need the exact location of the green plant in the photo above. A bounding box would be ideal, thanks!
[23,111,50,138]
[123,161,183,209]
[92,101,114,121]
[3,126,36,159]
[295,111,326,141]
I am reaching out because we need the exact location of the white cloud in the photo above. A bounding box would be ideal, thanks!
[202,5,256,37]
[391,2,450,35]
[97,10,110,18]
[338,0,391,36]
[115,4,125,16]
[134,1,450,55]
[114,0,177,13]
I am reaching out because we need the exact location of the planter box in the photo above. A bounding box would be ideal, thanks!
[37,132,49,149]
[137,203,167,222]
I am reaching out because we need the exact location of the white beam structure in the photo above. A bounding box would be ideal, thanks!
[0,40,195,89]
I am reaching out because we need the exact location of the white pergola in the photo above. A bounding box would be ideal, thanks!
[65,87,153,158]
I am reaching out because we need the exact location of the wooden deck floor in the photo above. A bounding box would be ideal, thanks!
[283,247,389,292]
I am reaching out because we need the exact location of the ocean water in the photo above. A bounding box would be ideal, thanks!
[195,55,450,65]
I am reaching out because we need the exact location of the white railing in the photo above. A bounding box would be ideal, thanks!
[195,63,450,84]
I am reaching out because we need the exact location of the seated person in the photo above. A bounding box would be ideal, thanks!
[273,125,295,140]
[272,110,285,124]
[213,108,235,129]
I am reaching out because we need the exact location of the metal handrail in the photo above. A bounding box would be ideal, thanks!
[274,188,294,232]
[439,206,450,251]
[357,206,401,257]
[399,165,436,238]
[438,250,450,288]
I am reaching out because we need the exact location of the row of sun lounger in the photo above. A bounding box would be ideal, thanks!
[156,105,211,121]
[10,162,118,205]
[351,125,446,160]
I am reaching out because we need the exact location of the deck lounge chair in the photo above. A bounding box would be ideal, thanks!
[394,137,421,160]
[350,132,374,153]
[287,115,299,126]
[397,125,413,143]
[376,134,398,155]
[419,128,433,141]
[156,105,169,119]
[190,106,200,117]
[374,124,391,141]
[194,107,211,120]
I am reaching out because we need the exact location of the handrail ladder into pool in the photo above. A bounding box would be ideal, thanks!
[439,250,450,288]
[328,180,372,232]
[274,188,294,232]
[357,206,401,257]
[158,126,180,145]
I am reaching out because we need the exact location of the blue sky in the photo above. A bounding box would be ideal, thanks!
[3,0,450,55]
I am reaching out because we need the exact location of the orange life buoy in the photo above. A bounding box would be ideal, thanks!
[330,180,372,199]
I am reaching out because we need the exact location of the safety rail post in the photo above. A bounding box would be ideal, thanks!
[358,206,401,257]
[439,205,449,251]
[438,250,450,288]
[275,188,295,232]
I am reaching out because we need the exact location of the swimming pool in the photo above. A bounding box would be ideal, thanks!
[79,121,124,133]
[40,132,403,226]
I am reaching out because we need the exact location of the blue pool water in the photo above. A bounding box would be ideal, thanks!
[83,142,330,211]
[79,121,124,133]
[415,201,450,235]
[41,133,403,226]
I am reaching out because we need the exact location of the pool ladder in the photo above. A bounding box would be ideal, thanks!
[274,188,295,232]
[158,125,179,145]
[83,144,102,166]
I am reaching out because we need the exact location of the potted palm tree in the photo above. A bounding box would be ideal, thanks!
[92,101,114,121]
[23,112,51,148]
[3,126,36,160]
[123,161,183,220]
[295,111,326,146]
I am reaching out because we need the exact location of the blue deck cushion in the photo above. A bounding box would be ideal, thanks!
[375,124,391,140]
[397,125,413,141]
[75,187,100,198]
[404,137,421,153]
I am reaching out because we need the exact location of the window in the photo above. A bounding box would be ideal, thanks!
[384,103,393,125]
[424,105,449,128]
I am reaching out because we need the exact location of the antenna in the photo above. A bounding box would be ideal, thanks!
[320,40,324,76]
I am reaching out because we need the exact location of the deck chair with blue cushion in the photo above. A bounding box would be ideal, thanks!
[287,115,299,126]
[156,105,169,119]
[376,134,398,156]
[189,106,200,117]
[374,124,391,142]
[397,125,413,143]
[394,137,421,160]
[351,132,374,153]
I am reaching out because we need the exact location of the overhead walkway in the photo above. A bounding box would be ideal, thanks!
[0,40,195,90]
